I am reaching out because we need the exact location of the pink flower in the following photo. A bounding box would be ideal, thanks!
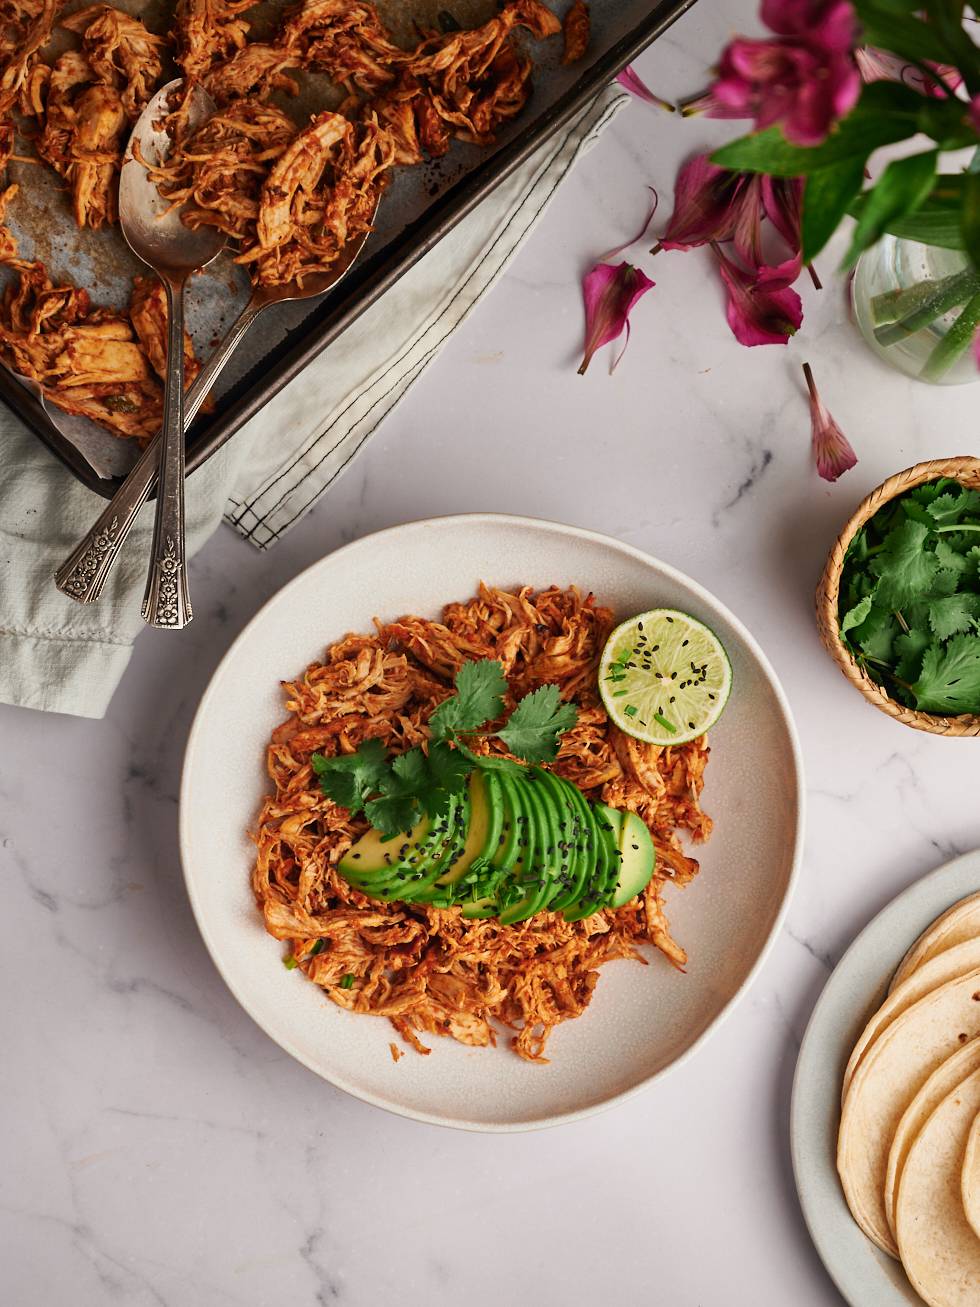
[712,33,860,145]
[761,175,805,280]
[855,47,962,99]
[657,155,761,262]
[762,0,857,47]
[803,361,857,480]
[616,66,676,113]
[578,261,655,375]
[715,245,803,346]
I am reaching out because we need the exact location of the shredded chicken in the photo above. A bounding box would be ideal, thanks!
[129,273,202,393]
[253,585,714,1064]
[0,0,57,116]
[281,0,407,95]
[562,0,590,64]
[24,7,163,228]
[150,102,394,287]
[203,41,301,105]
[174,0,253,82]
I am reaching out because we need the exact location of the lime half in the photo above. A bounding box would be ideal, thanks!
[598,609,732,746]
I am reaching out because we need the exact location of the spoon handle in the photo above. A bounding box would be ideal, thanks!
[141,275,191,628]
[54,297,263,605]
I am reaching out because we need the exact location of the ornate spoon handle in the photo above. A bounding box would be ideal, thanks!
[54,298,263,604]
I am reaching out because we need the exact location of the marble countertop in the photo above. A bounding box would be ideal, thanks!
[2,4,979,1304]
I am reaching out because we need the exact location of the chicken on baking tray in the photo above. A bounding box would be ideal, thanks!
[0,0,588,441]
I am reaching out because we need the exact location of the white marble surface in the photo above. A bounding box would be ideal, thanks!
[2,4,979,1304]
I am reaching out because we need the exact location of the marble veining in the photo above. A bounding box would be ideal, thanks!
[2,2,980,1303]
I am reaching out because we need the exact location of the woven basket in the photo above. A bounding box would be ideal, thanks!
[815,456,980,737]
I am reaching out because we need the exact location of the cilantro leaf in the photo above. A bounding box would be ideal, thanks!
[929,593,980,640]
[364,789,420,838]
[870,519,940,608]
[312,739,389,813]
[911,634,980,713]
[894,627,931,682]
[428,659,508,741]
[496,684,578,763]
[841,595,874,634]
[852,606,898,661]
[422,741,472,813]
[968,546,980,584]
[934,539,970,576]
[931,568,961,598]
[927,488,980,525]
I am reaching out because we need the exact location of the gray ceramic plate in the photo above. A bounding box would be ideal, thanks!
[180,514,803,1130]
[791,849,980,1305]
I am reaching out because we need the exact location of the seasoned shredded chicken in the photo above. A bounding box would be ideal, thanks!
[174,0,253,82]
[24,6,163,228]
[253,585,713,1063]
[0,0,57,116]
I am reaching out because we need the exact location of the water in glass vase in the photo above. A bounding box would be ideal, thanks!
[853,235,980,386]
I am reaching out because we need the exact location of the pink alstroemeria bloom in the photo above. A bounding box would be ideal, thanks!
[762,0,857,47]
[578,261,655,375]
[616,65,676,113]
[803,362,857,480]
[761,174,805,280]
[855,47,962,98]
[712,34,861,146]
[715,245,803,346]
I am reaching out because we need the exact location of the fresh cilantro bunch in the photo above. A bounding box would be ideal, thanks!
[839,478,980,715]
[311,659,578,836]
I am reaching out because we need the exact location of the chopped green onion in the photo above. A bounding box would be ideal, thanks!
[308,939,325,957]
[653,712,676,733]
[624,704,638,718]
[340,973,355,989]
[283,954,299,970]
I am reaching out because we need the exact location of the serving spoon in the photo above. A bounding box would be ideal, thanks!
[55,102,380,612]
[116,78,226,629]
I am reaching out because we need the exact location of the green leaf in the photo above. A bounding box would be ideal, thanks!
[854,2,962,66]
[853,607,900,661]
[312,739,390,814]
[927,487,980,524]
[843,151,939,269]
[929,593,980,639]
[841,594,874,633]
[364,789,420,838]
[803,159,867,263]
[495,684,578,763]
[911,633,980,713]
[712,86,921,178]
[870,520,941,608]
[935,539,971,575]
[894,627,931,682]
[428,659,508,741]
[962,171,980,271]
[423,740,473,806]
[968,545,980,583]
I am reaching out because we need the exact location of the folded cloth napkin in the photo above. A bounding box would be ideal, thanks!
[0,87,626,719]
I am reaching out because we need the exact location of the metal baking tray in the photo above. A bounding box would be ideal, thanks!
[1,0,696,497]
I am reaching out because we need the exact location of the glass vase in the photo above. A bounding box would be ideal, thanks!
[852,235,980,386]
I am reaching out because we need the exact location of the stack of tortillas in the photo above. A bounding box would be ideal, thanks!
[838,891,980,1306]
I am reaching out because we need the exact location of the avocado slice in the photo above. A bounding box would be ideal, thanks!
[341,795,461,901]
[397,798,470,903]
[610,810,656,907]
[497,770,552,924]
[541,771,594,913]
[528,768,581,912]
[562,801,621,922]
[460,771,523,918]
[434,769,499,890]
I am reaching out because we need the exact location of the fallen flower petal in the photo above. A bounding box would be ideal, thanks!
[616,65,676,112]
[803,361,857,480]
[714,245,803,346]
[599,188,658,263]
[578,261,655,375]
[657,154,745,252]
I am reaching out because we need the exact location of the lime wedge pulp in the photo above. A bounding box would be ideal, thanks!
[598,609,732,746]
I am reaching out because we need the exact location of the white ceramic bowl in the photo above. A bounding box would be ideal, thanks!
[180,515,804,1130]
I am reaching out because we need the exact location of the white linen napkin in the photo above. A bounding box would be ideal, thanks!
[0,87,626,718]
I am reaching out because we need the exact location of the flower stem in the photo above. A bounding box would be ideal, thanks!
[920,290,980,382]
[873,269,980,344]
[802,360,818,402]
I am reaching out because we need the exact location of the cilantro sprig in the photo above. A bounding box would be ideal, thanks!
[311,659,578,836]
[839,477,980,715]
